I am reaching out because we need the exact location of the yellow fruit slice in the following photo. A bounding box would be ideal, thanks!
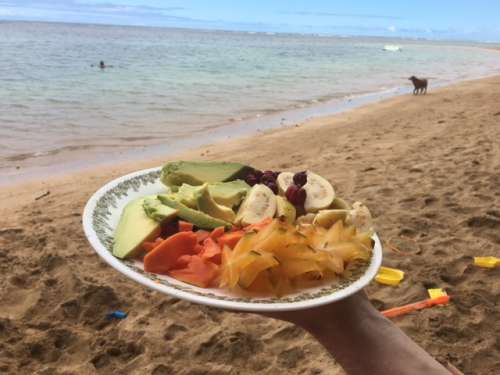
[220,218,374,295]
[280,258,322,279]
[341,225,357,241]
[231,231,258,257]
[246,272,274,293]
[324,220,344,244]
[237,251,279,288]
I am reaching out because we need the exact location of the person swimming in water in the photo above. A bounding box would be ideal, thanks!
[91,61,112,69]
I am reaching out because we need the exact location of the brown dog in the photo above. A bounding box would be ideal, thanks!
[408,76,427,95]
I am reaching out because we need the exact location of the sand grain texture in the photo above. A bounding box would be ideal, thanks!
[1,77,500,374]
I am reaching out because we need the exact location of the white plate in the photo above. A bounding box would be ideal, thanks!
[83,167,383,312]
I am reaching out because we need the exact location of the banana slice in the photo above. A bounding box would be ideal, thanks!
[275,196,296,224]
[303,172,335,212]
[346,201,373,231]
[313,209,349,228]
[296,213,316,225]
[235,184,277,225]
[276,172,294,195]
[330,196,351,210]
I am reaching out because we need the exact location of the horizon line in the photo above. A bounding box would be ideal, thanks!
[1,18,499,46]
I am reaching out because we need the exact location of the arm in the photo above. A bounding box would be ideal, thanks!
[264,292,450,375]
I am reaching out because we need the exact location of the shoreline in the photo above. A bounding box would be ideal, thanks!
[3,68,500,187]
[2,74,500,374]
[1,73,499,201]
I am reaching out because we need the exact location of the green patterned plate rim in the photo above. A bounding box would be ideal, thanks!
[82,167,383,312]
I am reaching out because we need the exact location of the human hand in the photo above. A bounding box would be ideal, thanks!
[253,291,451,375]
[258,290,375,333]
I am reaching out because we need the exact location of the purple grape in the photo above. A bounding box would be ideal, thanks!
[245,173,259,186]
[253,169,263,182]
[261,173,276,184]
[286,184,306,206]
[265,181,279,194]
[293,171,308,187]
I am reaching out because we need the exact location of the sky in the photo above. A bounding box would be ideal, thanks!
[1,0,500,42]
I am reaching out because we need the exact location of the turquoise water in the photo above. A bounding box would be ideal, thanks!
[1,21,500,174]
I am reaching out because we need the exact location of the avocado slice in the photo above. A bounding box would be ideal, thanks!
[160,161,253,191]
[176,184,203,208]
[177,180,250,208]
[207,180,250,207]
[195,184,236,223]
[158,194,232,230]
[113,197,162,259]
[143,196,178,222]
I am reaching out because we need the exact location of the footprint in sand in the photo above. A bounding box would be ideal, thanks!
[91,340,144,370]
[164,323,188,341]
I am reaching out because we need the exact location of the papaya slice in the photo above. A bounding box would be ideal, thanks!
[209,226,225,240]
[175,254,194,269]
[200,237,222,264]
[142,237,163,252]
[193,244,204,254]
[243,217,273,232]
[217,230,245,249]
[143,231,197,274]
[178,220,194,232]
[169,255,219,288]
[195,230,210,243]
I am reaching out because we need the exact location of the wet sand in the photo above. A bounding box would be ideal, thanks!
[1,76,500,374]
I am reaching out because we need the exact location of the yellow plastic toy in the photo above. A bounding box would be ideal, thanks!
[427,288,447,299]
[473,257,500,268]
[376,266,405,285]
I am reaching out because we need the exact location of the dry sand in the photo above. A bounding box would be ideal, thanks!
[1,76,500,374]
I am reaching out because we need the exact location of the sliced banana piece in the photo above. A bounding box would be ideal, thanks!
[277,172,294,195]
[313,209,349,228]
[296,213,316,225]
[303,171,335,212]
[275,196,296,224]
[330,196,351,210]
[346,201,373,231]
[235,184,276,225]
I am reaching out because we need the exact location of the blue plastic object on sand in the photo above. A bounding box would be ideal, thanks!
[107,310,128,319]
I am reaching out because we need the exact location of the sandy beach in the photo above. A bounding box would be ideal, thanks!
[1,76,500,374]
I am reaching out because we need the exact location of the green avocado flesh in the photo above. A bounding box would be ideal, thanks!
[177,180,250,208]
[113,197,161,259]
[158,194,231,230]
[195,184,236,223]
[143,196,178,222]
[160,161,253,191]
[176,184,203,208]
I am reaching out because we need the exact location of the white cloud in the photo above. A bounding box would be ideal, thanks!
[387,25,397,32]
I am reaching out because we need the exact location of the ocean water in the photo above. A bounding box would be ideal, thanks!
[1,21,500,179]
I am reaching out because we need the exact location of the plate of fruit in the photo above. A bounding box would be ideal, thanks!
[83,161,382,312]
